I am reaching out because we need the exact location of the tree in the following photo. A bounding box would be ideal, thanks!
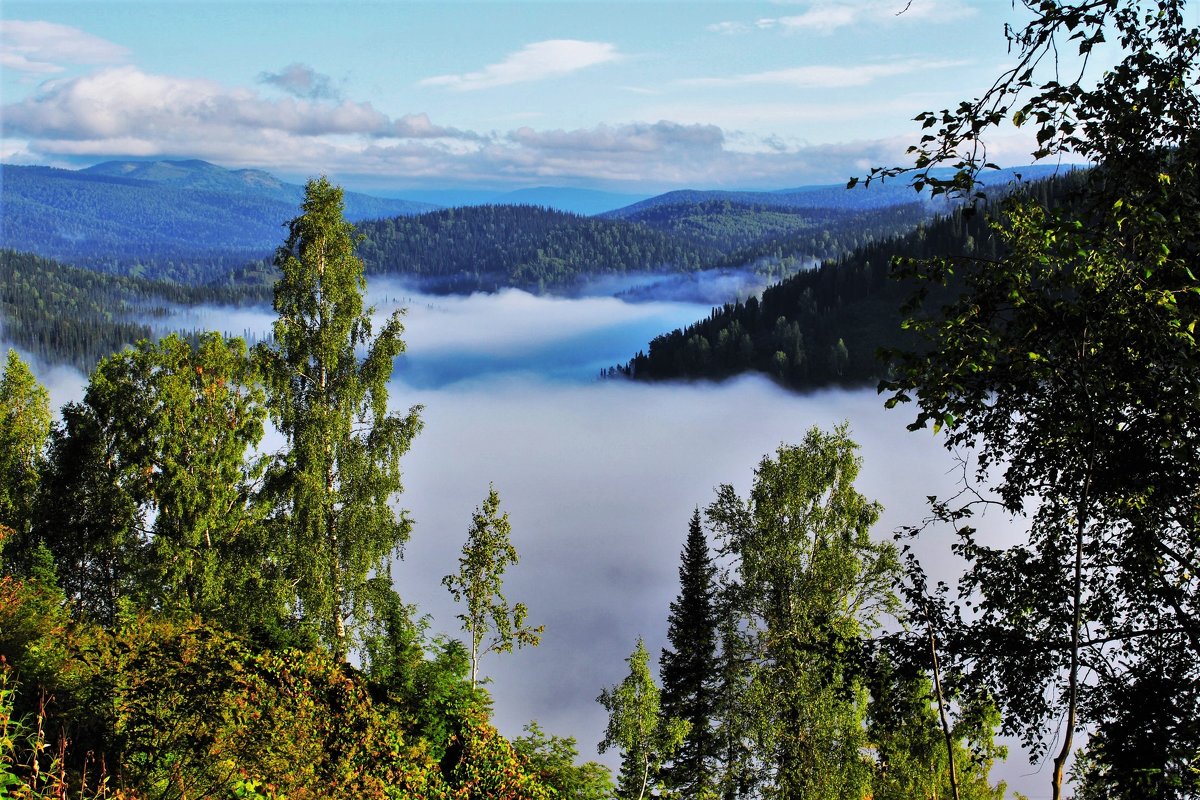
[442,485,542,688]
[0,350,51,568]
[598,638,687,800]
[511,721,615,800]
[866,652,1008,800]
[261,176,422,660]
[872,3,1200,798]
[34,334,271,626]
[659,508,719,799]
[705,425,899,800]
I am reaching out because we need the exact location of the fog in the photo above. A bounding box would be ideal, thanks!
[25,281,1050,797]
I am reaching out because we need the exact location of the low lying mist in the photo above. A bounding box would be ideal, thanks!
[13,281,1042,796]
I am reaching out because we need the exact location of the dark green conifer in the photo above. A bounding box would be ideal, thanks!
[659,508,719,798]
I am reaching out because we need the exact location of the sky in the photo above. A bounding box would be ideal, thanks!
[0,0,1070,193]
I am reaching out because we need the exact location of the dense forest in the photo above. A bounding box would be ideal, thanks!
[607,199,926,258]
[353,205,722,291]
[615,175,1073,389]
[0,249,269,370]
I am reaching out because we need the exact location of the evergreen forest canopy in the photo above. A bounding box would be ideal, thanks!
[0,249,272,371]
[616,173,1077,390]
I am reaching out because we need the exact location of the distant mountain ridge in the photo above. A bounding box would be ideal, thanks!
[78,159,437,219]
[391,185,650,215]
[603,163,1075,218]
[0,160,436,279]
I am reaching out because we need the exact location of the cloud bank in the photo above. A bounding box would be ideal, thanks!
[1,38,927,189]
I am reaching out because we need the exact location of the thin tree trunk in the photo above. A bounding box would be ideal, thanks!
[930,630,960,800]
[1051,470,1090,800]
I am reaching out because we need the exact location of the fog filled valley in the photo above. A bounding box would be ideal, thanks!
[6,275,1040,797]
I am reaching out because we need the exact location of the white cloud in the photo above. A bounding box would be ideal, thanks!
[683,58,968,89]
[759,0,976,35]
[706,20,751,35]
[507,120,724,154]
[0,20,129,74]
[1,61,1023,191]
[420,40,623,91]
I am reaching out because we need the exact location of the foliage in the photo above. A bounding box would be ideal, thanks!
[658,509,719,799]
[33,334,274,628]
[866,653,1007,800]
[0,351,51,549]
[511,722,614,800]
[260,175,423,660]
[875,2,1200,797]
[598,638,687,800]
[0,560,558,800]
[705,426,899,800]
[442,486,543,688]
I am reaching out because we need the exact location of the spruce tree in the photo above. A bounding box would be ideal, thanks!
[262,176,422,660]
[659,508,719,798]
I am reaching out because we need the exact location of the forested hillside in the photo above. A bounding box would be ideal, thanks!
[0,179,1010,800]
[354,204,723,290]
[0,249,266,369]
[0,161,432,281]
[618,175,1073,389]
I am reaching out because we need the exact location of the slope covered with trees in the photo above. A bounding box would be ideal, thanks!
[0,180,1016,800]
[0,161,432,282]
[354,204,722,291]
[0,249,268,369]
[617,174,1073,390]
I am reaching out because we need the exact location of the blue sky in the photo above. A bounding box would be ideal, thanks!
[2,1,1086,192]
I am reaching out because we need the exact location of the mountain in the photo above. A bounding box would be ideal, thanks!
[604,164,1076,219]
[80,158,436,220]
[0,160,436,280]
[386,186,649,215]
[614,171,1081,391]
[354,204,721,291]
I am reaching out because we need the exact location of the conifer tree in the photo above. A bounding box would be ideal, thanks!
[261,176,422,660]
[659,508,719,798]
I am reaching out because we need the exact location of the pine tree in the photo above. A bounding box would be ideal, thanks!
[261,176,423,660]
[659,508,719,798]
